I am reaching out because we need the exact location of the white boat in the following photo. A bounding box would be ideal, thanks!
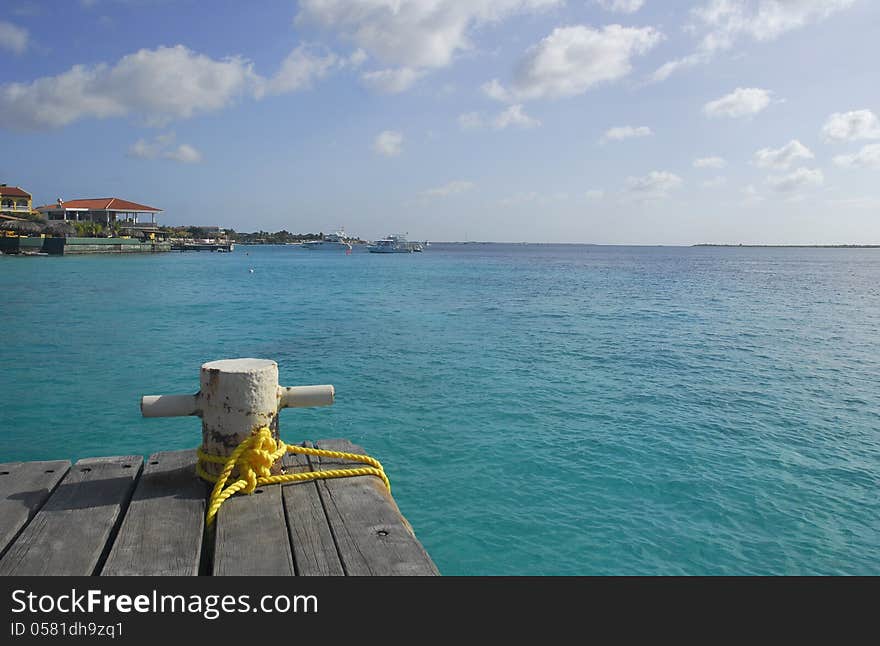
[302,229,352,251]
[367,233,421,253]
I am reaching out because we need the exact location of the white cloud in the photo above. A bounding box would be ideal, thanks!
[265,45,337,96]
[96,45,257,122]
[0,20,28,55]
[753,140,813,169]
[650,53,706,82]
[347,48,368,67]
[297,0,561,92]
[702,176,727,188]
[693,156,726,168]
[360,67,423,93]
[625,170,682,200]
[833,144,880,169]
[601,125,652,143]
[654,1,855,81]
[421,180,475,198]
[596,0,644,13]
[692,0,855,54]
[585,189,605,200]
[481,78,511,102]
[821,109,880,142]
[374,130,403,156]
[164,143,202,164]
[127,132,202,164]
[767,167,823,192]
[458,105,541,130]
[128,138,162,160]
[493,104,540,129]
[703,87,771,118]
[486,24,663,102]
[0,44,338,130]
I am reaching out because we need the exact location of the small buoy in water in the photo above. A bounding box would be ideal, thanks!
[248,268,255,273]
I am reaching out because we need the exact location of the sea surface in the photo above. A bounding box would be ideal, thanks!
[2,243,878,575]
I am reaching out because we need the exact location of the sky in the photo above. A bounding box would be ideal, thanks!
[1,0,879,244]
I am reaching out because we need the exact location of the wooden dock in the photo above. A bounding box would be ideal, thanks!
[0,439,439,576]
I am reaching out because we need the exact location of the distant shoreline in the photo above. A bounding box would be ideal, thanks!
[692,244,880,248]
[443,242,880,248]
[232,241,880,248]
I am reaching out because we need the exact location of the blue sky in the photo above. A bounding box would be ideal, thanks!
[1,0,879,243]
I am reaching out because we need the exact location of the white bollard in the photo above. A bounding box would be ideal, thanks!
[141,358,335,478]
[199,359,281,473]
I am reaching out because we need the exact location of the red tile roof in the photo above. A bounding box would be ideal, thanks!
[0,186,31,198]
[52,198,161,212]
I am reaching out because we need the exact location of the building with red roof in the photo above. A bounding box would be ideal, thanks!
[0,185,33,218]
[37,197,162,228]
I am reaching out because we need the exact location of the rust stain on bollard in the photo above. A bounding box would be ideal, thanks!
[198,359,283,479]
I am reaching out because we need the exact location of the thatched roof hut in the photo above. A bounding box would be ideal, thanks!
[0,219,44,235]
[43,220,76,237]
[119,227,148,240]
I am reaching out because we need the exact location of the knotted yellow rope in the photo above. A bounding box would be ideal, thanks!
[197,427,390,527]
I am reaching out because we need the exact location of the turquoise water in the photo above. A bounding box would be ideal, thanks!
[2,244,878,575]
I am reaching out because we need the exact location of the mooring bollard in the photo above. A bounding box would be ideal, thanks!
[141,358,334,478]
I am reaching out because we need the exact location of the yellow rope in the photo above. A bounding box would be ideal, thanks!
[197,427,390,526]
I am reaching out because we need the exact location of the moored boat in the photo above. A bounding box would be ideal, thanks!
[367,233,421,253]
[302,229,352,251]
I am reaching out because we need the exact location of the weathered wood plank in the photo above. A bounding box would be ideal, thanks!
[310,439,439,576]
[0,455,142,576]
[213,481,295,576]
[0,460,70,558]
[281,446,344,576]
[101,450,205,576]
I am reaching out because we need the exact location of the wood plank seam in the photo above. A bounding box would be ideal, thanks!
[212,482,295,576]
[280,447,308,576]
[279,480,301,575]
[302,443,348,575]
[92,460,144,575]
[198,514,212,576]
[308,439,439,576]
[0,461,71,562]
[100,450,207,576]
[280,444,345,576]
[0,456,144,576]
